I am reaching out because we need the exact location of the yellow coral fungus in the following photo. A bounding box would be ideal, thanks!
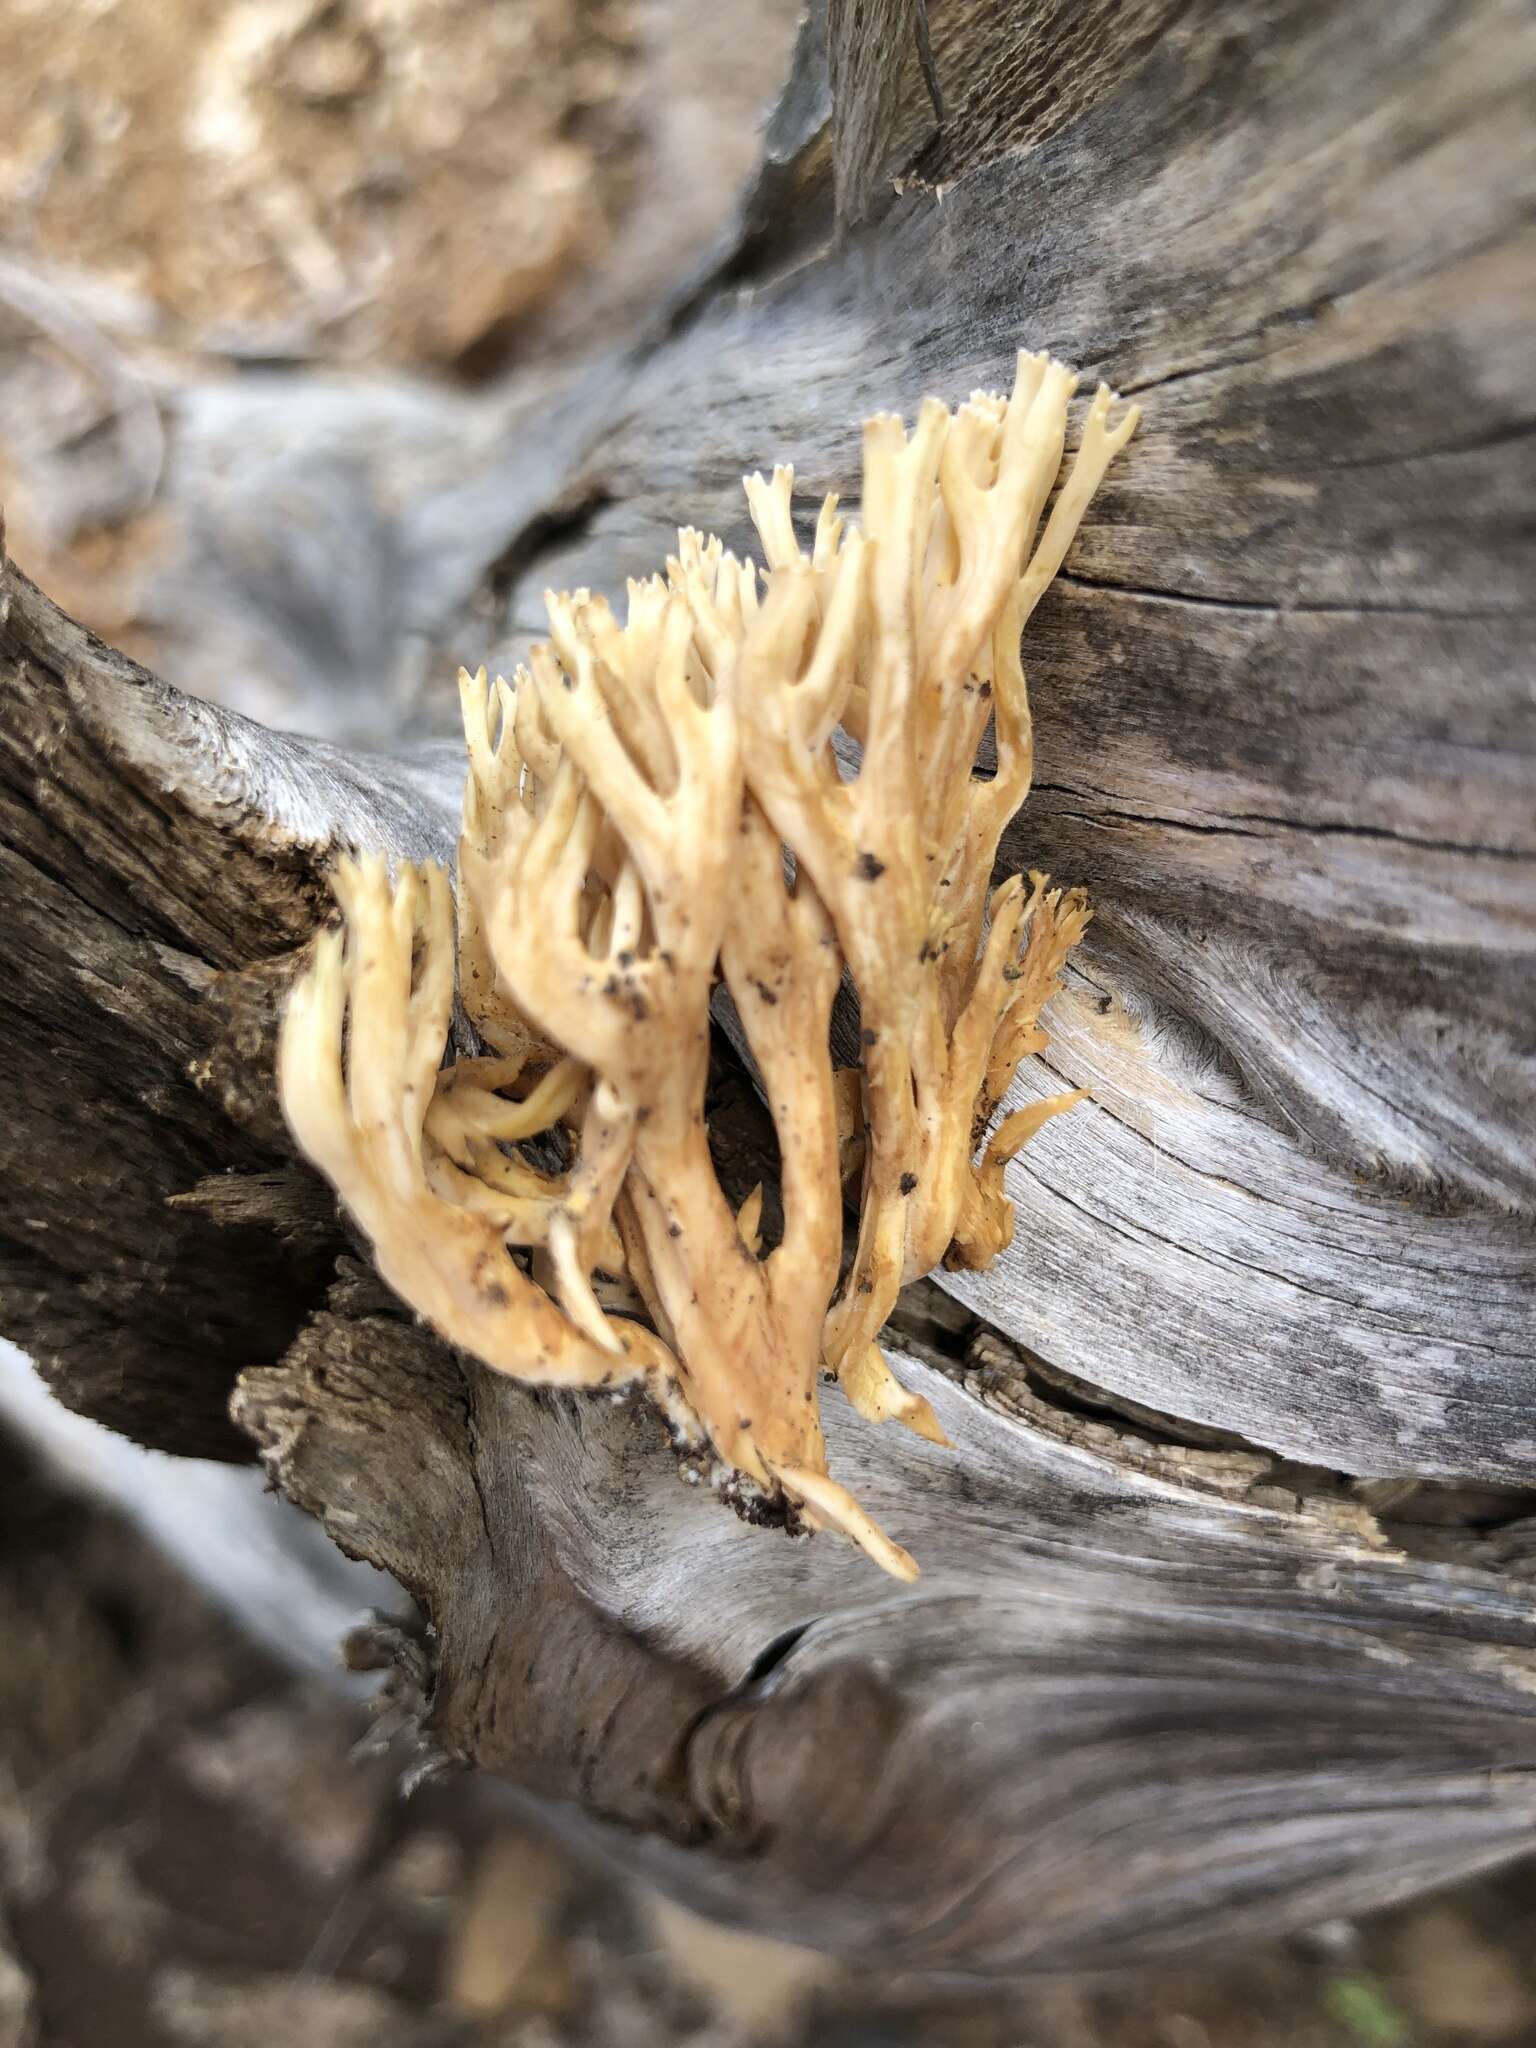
[278,352,1138,1578]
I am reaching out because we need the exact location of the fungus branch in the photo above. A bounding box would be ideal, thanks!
[279,352,1137,1578]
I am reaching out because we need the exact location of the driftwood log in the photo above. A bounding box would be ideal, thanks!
[3,0,1534,1978]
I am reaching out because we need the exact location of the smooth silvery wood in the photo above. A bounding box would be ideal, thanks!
[2,0,1535,1981]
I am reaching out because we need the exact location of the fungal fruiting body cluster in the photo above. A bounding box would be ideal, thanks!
[279,352,1138,1579]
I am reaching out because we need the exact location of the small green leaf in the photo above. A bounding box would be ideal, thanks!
[1324,1973,1411,2048]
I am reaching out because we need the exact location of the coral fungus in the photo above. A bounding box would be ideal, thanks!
[279,352,1138,1578]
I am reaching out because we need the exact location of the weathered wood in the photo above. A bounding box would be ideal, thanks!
[5,514,1536,1971]
[2,0,1535,1980]
[237,1289,1536,1975]
[0,553,459,1450]
[826,0,932,224]
[457,0,1536,1482]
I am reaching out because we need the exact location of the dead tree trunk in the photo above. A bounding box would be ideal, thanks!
[2,0,1534,1978]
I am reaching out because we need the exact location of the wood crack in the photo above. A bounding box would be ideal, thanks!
[1117,347,1263,398]
[892,1295,1536,1551]
[1029,781,1535,863]
[1054,568,1529,624]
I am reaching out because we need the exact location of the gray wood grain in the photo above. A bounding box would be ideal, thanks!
[827,0,926,224]
[466,0,1536,1482]
[236,1282,1536,1975]
[6,518,1536,1969]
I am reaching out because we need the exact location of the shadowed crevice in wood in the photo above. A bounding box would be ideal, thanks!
[0,557,455,1452]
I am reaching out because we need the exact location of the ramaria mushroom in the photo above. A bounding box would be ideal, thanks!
[278,351,1138,1580]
